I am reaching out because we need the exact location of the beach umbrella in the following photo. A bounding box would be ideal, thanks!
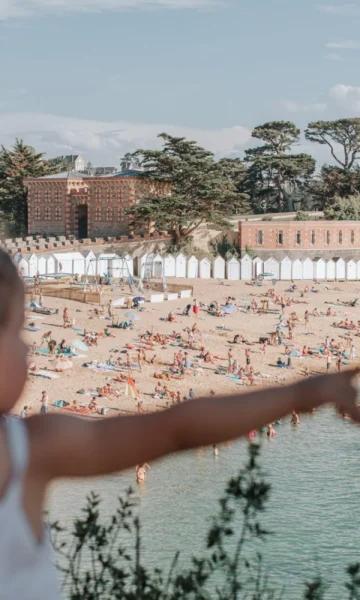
[125,311,140,321]
[71,339,89,352]
[222,304,237,314]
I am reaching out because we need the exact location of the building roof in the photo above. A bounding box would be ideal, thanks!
[37,171,90,180]
[35,169,142,180]
[109,169,143,178]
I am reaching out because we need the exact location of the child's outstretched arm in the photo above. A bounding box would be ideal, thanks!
[28,369,360,481]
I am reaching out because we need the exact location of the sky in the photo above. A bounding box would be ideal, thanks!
[0,0,360,166]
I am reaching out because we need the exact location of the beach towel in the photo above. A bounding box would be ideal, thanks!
[36,347,50,356]
[32,370,59,380]
[24,325,41,332]
[71,339,89,352]
[52,400,69,408]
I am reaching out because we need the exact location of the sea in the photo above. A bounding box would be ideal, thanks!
[49,410,360,599]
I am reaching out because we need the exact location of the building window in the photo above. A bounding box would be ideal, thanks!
[351,230,355,244]
[338,230,343,244]
[326,231,330,245]
[106,208,113,221]
[44,207,51,220]
[277,230,283,245]
[296,231,301,245]
[256,230,264,245]
[311,230,316,245]
[95,208,101,221]
[54,207,61,221]
[34,207,41,220]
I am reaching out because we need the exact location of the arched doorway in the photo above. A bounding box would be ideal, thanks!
[78,204,88,239]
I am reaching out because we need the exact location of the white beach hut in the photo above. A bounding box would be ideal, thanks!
[37,255,47,276]
[152,254,164,279]
[334,257,346,280]
[346,259,357,281]
[53,252,74,275]
[18,257,29,278]
[164,255,176,277]
[46,255,56,276]
[72,252,86,277]
[303,258,314,280]
[28,254,38,277]
[212,255,225,279]
[175,253,187,278]
[226,256,240,280]
[263,257,280,280]
[110,255,123,279]
[326,258,336,281]
[84,250,96,277]
[199,257,211,279]
[280,256,292,280]
[313,258,325,280]
[96,253,112,277]
[124,254,134,277]
[187,255,199,279]
[357,260,360,281]
[240,254,252,281]
[292,258,303,280]
[253,257,263,279]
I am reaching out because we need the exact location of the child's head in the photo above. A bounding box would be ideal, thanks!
[0,250,27,413]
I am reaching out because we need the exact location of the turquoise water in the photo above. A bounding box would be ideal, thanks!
[49,410,360,599]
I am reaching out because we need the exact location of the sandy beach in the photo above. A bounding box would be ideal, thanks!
[20,278,360,417]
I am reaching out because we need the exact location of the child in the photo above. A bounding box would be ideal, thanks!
[0,248,359,599]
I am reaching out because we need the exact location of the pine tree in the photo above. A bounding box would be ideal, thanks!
[126,134,250,246]
[0,139,57,237]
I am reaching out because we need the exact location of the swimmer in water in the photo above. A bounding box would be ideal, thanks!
[212,444,219,457]
[290,411,300,426]
[136,463,150,484]
[266,423,276,438]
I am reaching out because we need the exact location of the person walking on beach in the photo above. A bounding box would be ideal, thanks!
[0,249,359,598]
[40,391,49,416]
[326,353,332,372]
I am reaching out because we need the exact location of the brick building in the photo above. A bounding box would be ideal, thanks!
[25,170,167,238]
[239,219,360,259]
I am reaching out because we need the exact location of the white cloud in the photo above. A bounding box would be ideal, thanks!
[326,40,360,49]
[0,112,251,162]
[0,0,218,20]
[280,100,327,114]
[325,52,343,61]
[318,3,360,16]
[329,83,360,111]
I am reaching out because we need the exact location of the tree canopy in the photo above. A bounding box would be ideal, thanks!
[323,194,360,221]
[125,133,250,245]
[305,119,360,171]
[244,121,315,212]
[0,139,60,237]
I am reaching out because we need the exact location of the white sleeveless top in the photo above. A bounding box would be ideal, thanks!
[0,417,61,599]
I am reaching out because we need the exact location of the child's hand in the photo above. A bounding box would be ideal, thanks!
[295,368,360,421]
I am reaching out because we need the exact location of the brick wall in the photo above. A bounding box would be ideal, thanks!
[26,175,167,237]
[239,220,360,253]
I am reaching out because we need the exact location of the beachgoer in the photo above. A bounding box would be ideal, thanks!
[266,423,276,438]
[20,405,29,419]
[291,411,300,426]
[0,249,360,598]
[136,463,150,483]
[40,391,49,416]
[192,299,200,317]
[188,388,195,401]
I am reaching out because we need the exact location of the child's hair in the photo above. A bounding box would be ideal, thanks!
[0,249,23,326]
